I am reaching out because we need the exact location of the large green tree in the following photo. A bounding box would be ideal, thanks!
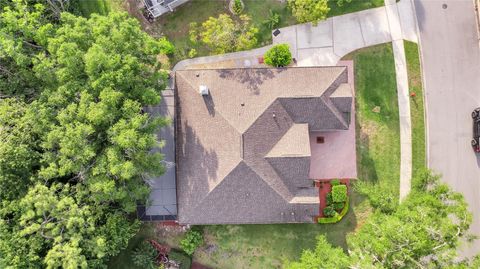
[0,3,169,268]
[287,0,330,25]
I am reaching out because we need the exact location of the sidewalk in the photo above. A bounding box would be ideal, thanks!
[385,0,413,201]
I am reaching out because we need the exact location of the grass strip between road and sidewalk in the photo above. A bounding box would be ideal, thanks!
[404,41,427,180]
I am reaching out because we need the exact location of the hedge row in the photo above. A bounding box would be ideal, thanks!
[318,196,349,224]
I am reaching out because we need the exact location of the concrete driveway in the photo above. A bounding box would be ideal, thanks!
[273,0,417,65]
[413,0,480,257]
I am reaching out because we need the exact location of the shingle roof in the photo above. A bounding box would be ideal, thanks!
[266,123,310,158]
[175,67,352,225]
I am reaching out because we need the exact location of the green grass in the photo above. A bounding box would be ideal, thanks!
[194,199,367,269]
[153,0,383,64]
[328,0,384,17]
[71,0,123,17]
[404,41,426,178]
[344,44,401,194]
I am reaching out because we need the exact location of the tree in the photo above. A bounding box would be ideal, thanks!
[287,0,330,25]
[0,0,51,99]
[264,44,292,67]
[198,14,258,54]
[0,4,170,268]
[284,235,350,269]
[348,172,472,268]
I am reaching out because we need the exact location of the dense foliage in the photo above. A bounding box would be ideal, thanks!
[180,230,204,256]
[192,13,258,54]
[331,185,347,203]
[0,2,169,268]
[287,0,330,24]
[287,171,476,268]
[168,249,192,269]
[232,0,244,15]
[132,241,158,269]
[264,44,292,67]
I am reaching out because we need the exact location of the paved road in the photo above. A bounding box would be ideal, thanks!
[414,0,480,257]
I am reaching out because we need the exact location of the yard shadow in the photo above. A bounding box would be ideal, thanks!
[216,68,285,95]
[355,114,379,184]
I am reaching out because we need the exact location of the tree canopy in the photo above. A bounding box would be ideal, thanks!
[194,13,258,54]
[0,2,169,268]
[285,171,476,269]
[287,0,330,25]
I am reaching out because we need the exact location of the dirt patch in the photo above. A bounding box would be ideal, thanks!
[358,120,380,143]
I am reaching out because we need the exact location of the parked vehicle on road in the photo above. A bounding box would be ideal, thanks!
[471,108,480,152]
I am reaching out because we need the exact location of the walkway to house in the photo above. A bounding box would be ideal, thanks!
[171,0,418,202]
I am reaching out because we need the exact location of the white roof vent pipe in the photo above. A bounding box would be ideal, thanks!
[199,85,209,96]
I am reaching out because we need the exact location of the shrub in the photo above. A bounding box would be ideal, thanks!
[132,241,157,269]
[323,205,336,217]
[264,44,292,67]
[334,202,344,211]
[332,185,347,203]
[264,10,280,29]
[326,192,333,206]
[189,22,198,44]
[232,0,244,15]
[168,249,192,269]
[330,179,340,186]
[188,49,197,58]
[336,0,352,7]
[158,37,175,55]
[180,229,204,256]
[318,196,349,224]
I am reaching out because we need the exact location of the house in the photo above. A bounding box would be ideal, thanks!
[143,0,190,19]
[174,66,357,225]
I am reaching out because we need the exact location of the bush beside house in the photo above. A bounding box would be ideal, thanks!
[180,230,204,256]
[264,44,292,67]
[319,180,349,224]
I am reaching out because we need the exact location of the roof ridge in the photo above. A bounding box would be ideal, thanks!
[321,95,348,129]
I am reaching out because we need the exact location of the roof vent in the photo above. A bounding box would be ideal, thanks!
[199,85,209,96]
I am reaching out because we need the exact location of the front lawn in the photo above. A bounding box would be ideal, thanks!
[344,44,401,194]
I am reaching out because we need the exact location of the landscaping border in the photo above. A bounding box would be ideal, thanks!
[318,196,350,224]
